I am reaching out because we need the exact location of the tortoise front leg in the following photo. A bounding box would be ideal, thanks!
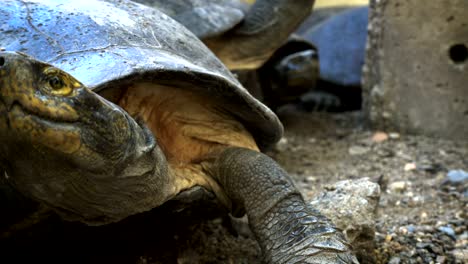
[208,147,358,263]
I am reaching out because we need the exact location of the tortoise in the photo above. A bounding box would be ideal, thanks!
[295,6,369,112]
[0,0,357,263]
[236,36,320,110]
[134,0,316,70]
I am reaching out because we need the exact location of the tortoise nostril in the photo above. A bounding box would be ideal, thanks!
[0,57,5,67]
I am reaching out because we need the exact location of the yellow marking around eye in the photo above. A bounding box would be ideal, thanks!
[48,84,73,96]
[42,67,82,97]
[72,81,82,88]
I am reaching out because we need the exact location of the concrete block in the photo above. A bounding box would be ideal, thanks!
[362,0,468,140]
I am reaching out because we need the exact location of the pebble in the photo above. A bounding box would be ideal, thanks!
[388,256,401,264]
[436,255,446,264]
[348,145,370,155]
[421,212,428,219]
[377,148,394,158]
[398,226,409,235]
[443,170,468,185]
[417,163,444,174]
[459,231,468,240]
[385,234,393,242]
[452,249,468,263]
[407,225,416,233]
[389,181,410,192]
[305,176,317,183]
[437,226,456,240]
[388,132,401,139]
[372,131,389,142]
[274,137,289,152]
[404,163,417,171]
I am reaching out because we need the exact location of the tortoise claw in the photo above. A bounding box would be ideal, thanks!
[258,196,358,264]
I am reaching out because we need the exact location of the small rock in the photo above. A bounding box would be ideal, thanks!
[388,256,401,264]
[376,148,394,158]
[389,181,410,192]
[398,226,408,235]
[274,137,288,152]
[372,131,389,143]
[421,212,428,219]
[451,249,468,263]
[348,145,370,155]
[443,170,468,185]
[459,231,468,240]
[417,162,444,174]
[416,242,431,249]
[388,132,400,139]
[310,178,380,262]
[407,225,416,233]
[436,255,446,264]
[438,226,456,240]
[404,163,417,171]
[305,176,317,183]
[385,234,393,242]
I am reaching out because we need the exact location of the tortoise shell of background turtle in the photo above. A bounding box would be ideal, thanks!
[135,0,316,70]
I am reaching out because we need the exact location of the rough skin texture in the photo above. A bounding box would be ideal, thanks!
[209,147,359,263]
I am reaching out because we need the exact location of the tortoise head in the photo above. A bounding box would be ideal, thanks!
[0,52,164,224]
[274,49,319,91]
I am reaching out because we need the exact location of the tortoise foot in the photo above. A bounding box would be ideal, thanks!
[299,90,342,112]
[256,195,359,264]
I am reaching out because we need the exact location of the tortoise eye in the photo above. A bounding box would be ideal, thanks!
[42,68,76,96]
[48,76,65,90]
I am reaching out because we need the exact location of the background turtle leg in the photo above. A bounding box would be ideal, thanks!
[208,147,358,263]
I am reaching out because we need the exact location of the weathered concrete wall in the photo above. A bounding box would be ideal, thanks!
[363,0,468,140]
